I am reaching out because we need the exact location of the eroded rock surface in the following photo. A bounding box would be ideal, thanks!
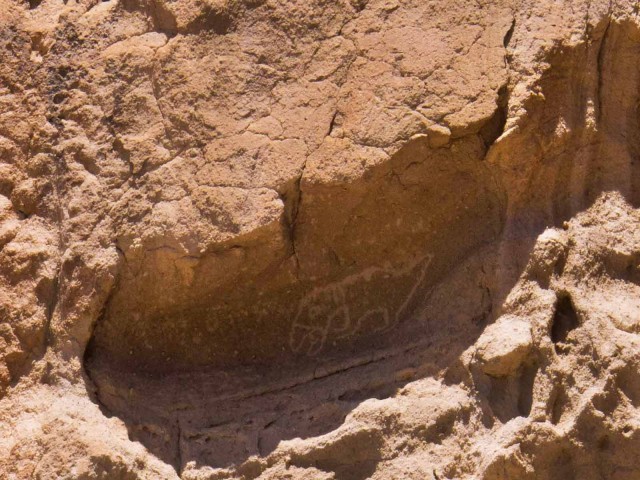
[1,0,640,478]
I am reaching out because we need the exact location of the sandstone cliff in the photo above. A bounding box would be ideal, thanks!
[1,0,640,478]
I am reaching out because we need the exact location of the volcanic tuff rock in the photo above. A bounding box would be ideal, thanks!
[1,0,640,478]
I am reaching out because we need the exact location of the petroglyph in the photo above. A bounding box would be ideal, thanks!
[290,255,433,355]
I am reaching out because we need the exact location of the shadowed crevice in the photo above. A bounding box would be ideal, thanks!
[551,294,579,353]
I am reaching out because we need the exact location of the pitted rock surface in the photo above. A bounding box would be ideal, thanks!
[2,1,640,479]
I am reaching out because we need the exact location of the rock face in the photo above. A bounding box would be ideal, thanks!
[1,0,640,478]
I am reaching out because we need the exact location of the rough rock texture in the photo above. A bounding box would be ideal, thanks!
[2,0,640,478]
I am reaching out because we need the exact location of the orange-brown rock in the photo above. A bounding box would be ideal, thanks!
[1,0,640,478]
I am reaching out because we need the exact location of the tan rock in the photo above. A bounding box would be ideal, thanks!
[427,124,452,148]
[2,0,640,479]
[475,316,533,377]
